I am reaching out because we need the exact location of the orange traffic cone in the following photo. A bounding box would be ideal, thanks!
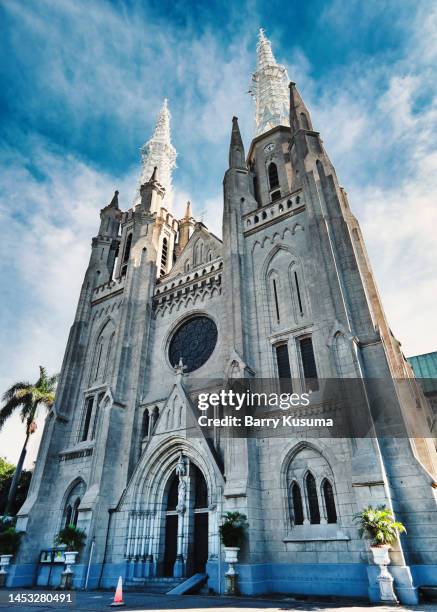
[110,576,125,607]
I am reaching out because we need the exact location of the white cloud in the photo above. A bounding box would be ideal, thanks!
[1,0,437,469]
[0,140,137,465]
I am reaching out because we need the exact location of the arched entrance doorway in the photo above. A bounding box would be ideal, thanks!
[163,474,179,576]
[162,455,209,577]
[191,463,209,575]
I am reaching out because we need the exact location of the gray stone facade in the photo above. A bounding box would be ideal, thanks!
[9,37,437,604]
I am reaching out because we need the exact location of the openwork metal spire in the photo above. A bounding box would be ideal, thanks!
[135,98,177,209]
[250,29,290,136]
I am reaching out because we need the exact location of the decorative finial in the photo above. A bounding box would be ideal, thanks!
[184,201,192,219]
[229,116,245,169]
[174,357,187,377]
[108,190,119,208]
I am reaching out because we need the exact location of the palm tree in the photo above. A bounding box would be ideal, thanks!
[0,366,58,516]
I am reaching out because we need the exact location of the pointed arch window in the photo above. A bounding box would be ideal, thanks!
[81,397,94,442]
[290,481,304,525]
[300,336,319,391]
[193,464,208,509]
[323,479,337,524]
[160,237,168,276]
[121,232,132,277]
[93,337,104,382]
[64,504,72,527]
[72,498,81,526]
[294,271,303,315]
[151,406,159,432]
[142,409,150,439]
[306,472,320,524]
[194,241,203,267]
[123,233,132,263]
[91,392,104,440]
[268,162,279,189]
[62,480,85,530]
[275,344,292,393]
[272,278,280,324]
[103,331,115,380]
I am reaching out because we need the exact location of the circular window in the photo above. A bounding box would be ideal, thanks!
[168,316,218,373]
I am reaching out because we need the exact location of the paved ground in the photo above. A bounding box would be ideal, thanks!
[0,591,437,612]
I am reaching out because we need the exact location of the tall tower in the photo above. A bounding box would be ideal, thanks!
[134,98,177,209]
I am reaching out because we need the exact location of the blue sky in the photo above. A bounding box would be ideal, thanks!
[1,0,437,465]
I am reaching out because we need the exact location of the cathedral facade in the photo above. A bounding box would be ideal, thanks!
[11,31,437,602]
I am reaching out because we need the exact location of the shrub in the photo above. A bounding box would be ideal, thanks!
[219,511,248,547]
[354,505,406,546]
[0,520,23,555]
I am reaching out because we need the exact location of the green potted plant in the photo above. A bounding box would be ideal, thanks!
[219,512,248,595]
[219,511,248,561]
[0,519,23,585]
[54,524,86,565]
[354,505,406,564]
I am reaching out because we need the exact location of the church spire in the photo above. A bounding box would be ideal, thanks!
[184,200,192,219]
[229,116,246,169]
[108,190,119,209]
[250,28,290,136]
[289,82,314,134]
[135,98,177,209]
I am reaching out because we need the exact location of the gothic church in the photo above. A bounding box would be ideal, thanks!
[12,30,437,602]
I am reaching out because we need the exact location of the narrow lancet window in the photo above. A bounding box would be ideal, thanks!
[142,409,150,439]
[103,332,115,380]
[323,479,337,524]
[291,482,304,525]
[64,505,72,527]
[161,237,168,276]
[272,279,280,323]
[276,344,292,393]
[94,338,104,382]
[81,397,94,442]
[306,472,320,524]
[72,498,80,526]
[294,271,303,314]
[121,233,132,277]
[268,162,279,189]
[300,337,318,391]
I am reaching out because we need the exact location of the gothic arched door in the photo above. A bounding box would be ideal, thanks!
[191,464,209,575]
[163,475,179,576]
[162,457,209,577]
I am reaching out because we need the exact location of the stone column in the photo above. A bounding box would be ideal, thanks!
[144,512,155,577]
[173,453,188,577]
